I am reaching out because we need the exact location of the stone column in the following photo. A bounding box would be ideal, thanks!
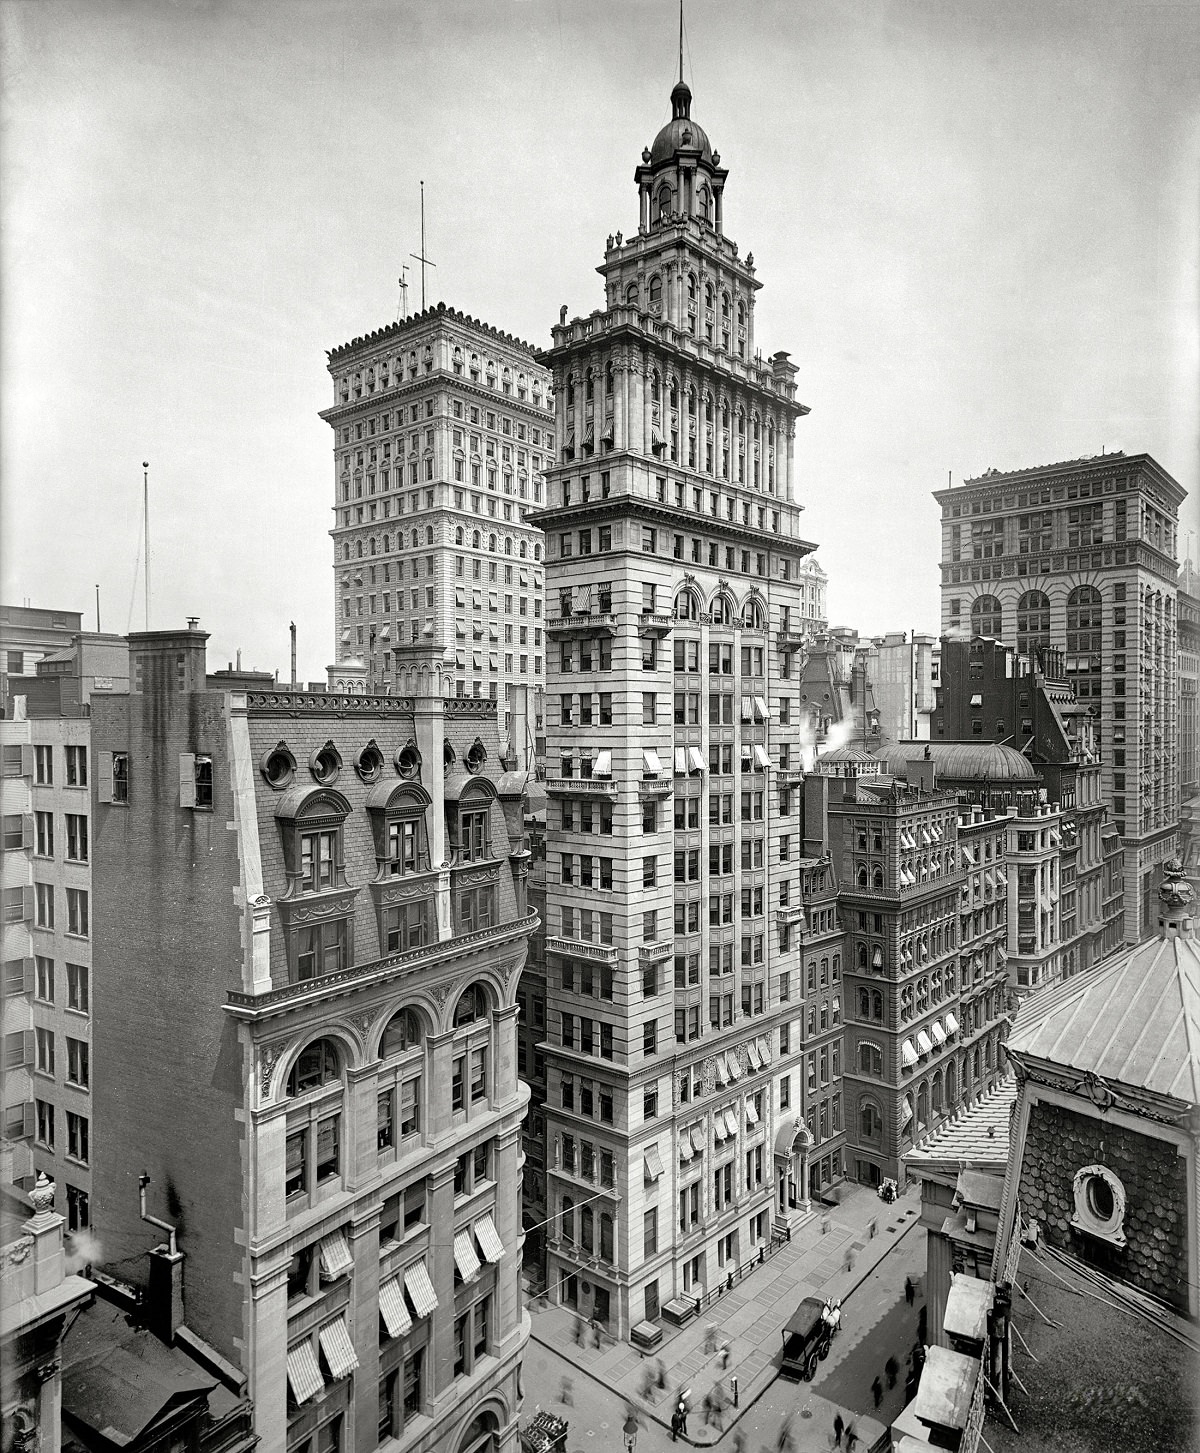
[249,1259,290,1453]
[349,1205,382,1453]
[426,1161,459,1404]
[426,1027,458,1148]
[492,1002,519,1107]
[612,354,627,451]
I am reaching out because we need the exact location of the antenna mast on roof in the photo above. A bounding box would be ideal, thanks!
[396,263,410,323]
[409,181,437,312]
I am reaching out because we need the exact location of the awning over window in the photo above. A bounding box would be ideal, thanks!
[962,845,977,865]
[902,1094,914,1125]
[379,1275,413,1338]
[753,745,772,770]
[454,1230,482,1283]
[475,1213,505,1264]
[404,1259,439,1318]
[995,868,1007,887]
[644,1147,664,1182]
[593,750,612,779]
[287,1341,324,1405]
[690,1126,707,1156]
[714,1057,728,1087]
[674,747,689,775]
[378,624,391,641]
[921,828,932,846]
[746,1041,762,1071]
[643,749,662,775]
[753,696,771,723]
[318,1318,359,1381]
[931,1021,946,1045]
[713,1114,729,1143]
[745,1098,759,1126]
[758,1036,773,1066]
[687,746,706,774]
[725,1052,742,1082]
[723,1108,740,1140]
[740,697,754,721]
[945,1012,960,1034]
[679,1137,693,1163]
[832,997,841,1018]
[318,1230,353,1280]
[970,694,983,707]
[916,1030,933,1056]
[901,1038,918,1068]
[340,628,352,643]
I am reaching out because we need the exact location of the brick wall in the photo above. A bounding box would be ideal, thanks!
[1018,1097,1190,1312]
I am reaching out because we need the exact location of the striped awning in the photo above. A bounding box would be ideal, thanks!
[379,1275,413,1338]
[643,749,662,775]
[679,1136,694,1164]
[944,1012,960,1034]
[902,1094,914,1125]
[644,1147,664,1183]
[674,748,688,774]
[713,1113,729,1143]
[901,1038,918,1068]
[753,696,771,723]
[403,1259,439,1318]
[318,1230,353,1280]
[723,1109,740,1140]
[745,1098,759,1126]
[454,1230,482,1283]
[746,1041,762,1071]
[714,1057,728,1087]
[740,696,754,721]
[916,1030,933,1055]
[593,750,612,779]
[287,1340,324,1405]
[758,1036,773,1066]
[690,1126,707,1156]
[931,1021,946,1045]
[725,1052,742,1082]
[318,1317,359,1381]
[475,1213,505,1264]
[753,744,772,770]
[687,746,706,773]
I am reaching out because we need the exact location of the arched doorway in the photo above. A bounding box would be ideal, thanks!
[774,1114,814,1227]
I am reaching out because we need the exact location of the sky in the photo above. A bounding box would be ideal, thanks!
[2,0,1197,682]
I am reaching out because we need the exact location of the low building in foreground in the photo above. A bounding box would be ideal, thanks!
[89,624,535,1453]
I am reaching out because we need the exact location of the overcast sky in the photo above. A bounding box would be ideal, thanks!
[2,0,1197,681]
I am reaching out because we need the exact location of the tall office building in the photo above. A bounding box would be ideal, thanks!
[532,75,824,1340]
[323,305,554,741]
[934,452,1185,941]
[89,626,535,1453]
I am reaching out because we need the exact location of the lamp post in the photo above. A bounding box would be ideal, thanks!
[623,1413,638,1451]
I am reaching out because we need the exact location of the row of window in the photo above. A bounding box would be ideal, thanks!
[3,883,90,935]
[3,956,89,1012]
[3,809,89,861]
[1,743,89,786]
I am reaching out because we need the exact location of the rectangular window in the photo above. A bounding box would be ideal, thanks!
[34,746,52,785]
[34,811,53,857]
[65,814,88,862]
[67,1110,89,1164]
[35,955,54,1003]
[296,920,347,980]
[35,883,54,929]
[385,901,428,952]
[67,1037,89,1088]
[65,746,87,787]
[67,962,89,1014]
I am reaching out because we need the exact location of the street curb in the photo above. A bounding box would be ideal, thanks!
[527,1206,923,1448]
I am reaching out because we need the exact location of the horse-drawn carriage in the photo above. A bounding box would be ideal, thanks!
[779,1295,836,1381]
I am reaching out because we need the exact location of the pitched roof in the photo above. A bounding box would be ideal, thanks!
[1005,933,1200,1106]
[904,1076,1017,1173]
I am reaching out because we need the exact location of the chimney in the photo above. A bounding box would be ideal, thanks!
[510,684,531,772]
[147,1244,185,1344]
[803,775,831,858]
[127,623,209,696]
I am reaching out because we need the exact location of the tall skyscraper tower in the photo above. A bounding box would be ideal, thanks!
[934,453,1185,941]
[532,76,825,1339]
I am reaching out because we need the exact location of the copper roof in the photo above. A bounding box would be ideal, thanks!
[1005,933,1200,1106]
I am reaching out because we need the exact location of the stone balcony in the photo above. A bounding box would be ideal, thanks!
[545,776,618,798]
[545,935,619,965]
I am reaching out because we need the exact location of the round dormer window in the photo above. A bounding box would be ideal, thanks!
[396,742,421,779]
[261,742,296,790]
[1071,1163,1127,1248]
[355,741,385,783]
[444,740,457,769]
[311,742,342,785]
[465,738,487,774]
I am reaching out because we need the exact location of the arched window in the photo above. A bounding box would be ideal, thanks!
[425,527,433,545]
[287,1038,341,1096]
[742,597,765,631]
[504,538,513,556]
[381,1008,424,1058]
[858,1043,883,1076]
[1016,590,1051,661]
[453,982,489,1027]
[674,587,701,621]
[946,1059,957,1105]
[585,368,594,402]
[651,369,661,404]
[649,275,663,311]
[932,1070,943,1113]
[458,1411,499,1453]
[710,593,734,626]
[872,990,884,1020]
[856,942,868,966]
[355,540,363,558]
[285,1039,344,1202]
[456,527,464,545]
[860,1098,883,1140]
[872,867,884,889]
[534,544,542,561]
[626,281,640,307]
[1066,585,1103,702]
[488,534,497,553]
[687,272,697,303]
[472,531,481,550]
[519,541,527,559]
[916,1081,930,1129]
[971,595,1003,639]
[858,987,871,1018]
[698,183,711,223]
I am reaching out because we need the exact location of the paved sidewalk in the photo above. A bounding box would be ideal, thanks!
[527,1181,922,1448]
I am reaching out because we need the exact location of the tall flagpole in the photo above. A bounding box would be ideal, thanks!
[409,183,437,312]
[679,0,684,83]
[143,461,151,630]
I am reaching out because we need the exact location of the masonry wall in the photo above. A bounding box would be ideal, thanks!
[1018,1098,1190,1313]
[91,681,247,1365]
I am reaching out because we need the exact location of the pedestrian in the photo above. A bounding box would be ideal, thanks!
[872,1375,883,1409]
[904,1276,915,1306]
[829,1298,842,1336]
[559,1375,574,1407]
[833,1410,845,1448]
[675,1394,689,1438]
[704,1322,718,1354]
[656,1358,667,1390]
[718,1341,731,1371]
[822,1213,832,1235]
[573,1314,585,1346]
[670,1407,681,1443]
[845,1422,859,1453]
[640,1366,657,1402]
[591,1318,603,1349]
[702,1392,714,1427]
[885,1355,899,1389]
[733,1432,747,1453]
[777,1412,795,1453]
[868,1216,878,1239]
[844,1248,856,1275]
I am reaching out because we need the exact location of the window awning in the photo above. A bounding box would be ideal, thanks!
[340,628,352,643]
[714,1057,728,1087]
[287,1340,324,1405]
[723,1108,740,1140]
[318,1230,353,1280]
[753,745,772,770]
[593,750,612,779]
[644,1147,664,1182]
[674,747,688,775]
[996,868,1007,886]
[403,1259,439,1318]
[643,749,662,775]
[475,1213,505,1264]
[902,1094,914,1125]
[962,845,978,865]
[740,696,754,721]
[687,747,706,774]
[713,1114,728,1143]
[832,997,841,1017]
[454,1229,482,1283]
[318,1317,360,1381]
[746,1041,762,1071]
[690,1126,707,1156]
[758,1036,773,1066]
[753,696,771,722]
[945,1012,960,1034]
[725,1052,742,1082]
[745,1098,759,1126]
[916,1030,933,1055]
[931,1021,946,1045]
[378,625,391,641]
[921,828,932,846]
[379,1275,413,1338]
[970,694,983,707]
[901,1038,918,1068]
[679,1136,694,1163]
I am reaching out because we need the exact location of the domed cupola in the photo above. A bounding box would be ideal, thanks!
[635,80,729,236]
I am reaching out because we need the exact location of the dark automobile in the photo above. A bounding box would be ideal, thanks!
[779,1296,834,1381]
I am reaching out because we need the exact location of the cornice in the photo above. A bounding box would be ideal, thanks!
[526,496,819,557]
[327,301,547,366]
